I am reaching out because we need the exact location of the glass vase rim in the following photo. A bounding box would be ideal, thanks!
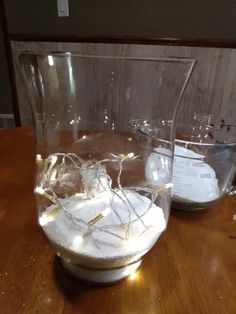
[176,124,236,146]
[175,138,236,147]
[17,51,195,65]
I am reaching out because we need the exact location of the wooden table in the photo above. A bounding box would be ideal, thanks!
[0,127,235,314]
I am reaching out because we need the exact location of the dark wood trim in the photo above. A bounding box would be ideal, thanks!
[0,1,21,126]
[10,33,236,48]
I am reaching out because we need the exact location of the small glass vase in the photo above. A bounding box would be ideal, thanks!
[172,115,236,210]
[16,53,194,284]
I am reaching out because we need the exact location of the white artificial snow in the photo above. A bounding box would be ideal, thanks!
[145,145,220,203]
[173,145,220,202]
[41,190,166,265]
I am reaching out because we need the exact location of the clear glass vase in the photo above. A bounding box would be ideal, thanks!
[173,116,236,210]
[16,53,194,284]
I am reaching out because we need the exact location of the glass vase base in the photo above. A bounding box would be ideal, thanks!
[61,259,142,285]
[172,198,219,211]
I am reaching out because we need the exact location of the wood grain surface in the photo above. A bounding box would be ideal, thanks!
[0,127,236,314]
[12,41,236,127]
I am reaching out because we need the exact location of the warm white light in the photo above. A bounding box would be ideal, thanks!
[35,186,44,195]
[35,186,57,204]
[36,154,42,162]
[127,137,132,141]
[110,152,136,160]
[129,271,138,281]
[127,152,134,158]
[101,207,111,217]
[48,155,57,173]
[82,135,87,140]
[50,155,57,165]
[50,169,58,182]
[39,213,54,226]
[165,183,173,189]
[36,154,43,166]
[48,55,54,66]
[72,235,83,247]
[156,183,173,192]
[75,192,83,197]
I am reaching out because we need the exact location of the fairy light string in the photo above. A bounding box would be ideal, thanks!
[35,152,172,242]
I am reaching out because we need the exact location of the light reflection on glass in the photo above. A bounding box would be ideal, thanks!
[48,55,54,66]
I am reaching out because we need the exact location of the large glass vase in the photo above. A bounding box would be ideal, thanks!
[16,53,194,284]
